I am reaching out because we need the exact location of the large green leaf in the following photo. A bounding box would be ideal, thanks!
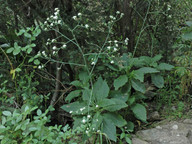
[131,104,147,122]
[93,77,109,100]
[110,91,129,102]
[65,90,82,102]
[114,75,128,90]
[103,113,127,127]
[98,99,116,107]
[103,98,128,112]
[133,70,144,82]
[103,118,117,142]
[157,63,174,71]
[82,89,91,101]
[137,67,159,74]
[151,74,164,88]
[182,32,192,41]
[131,79,146,93]
[152,54,162,62]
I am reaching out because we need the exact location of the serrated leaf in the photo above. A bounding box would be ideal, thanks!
[131,79,146,93]
[103,113,127,127]
[103,98,128,112]
[151,74,164,88]
[65,90,81,102]
[110,91,129,102]
[157,63,174,71]
[98,99,116,107]
[152,54,162,62]
[70,80,82,87]
[103,118,117,142]
[133,70,144,82]
[114,75,128,90]
[2,111,12,116]
[34,59,40,65]
[131,104,147,122]
[6,47,14,53]
[137,67,159,74]
[93,77,109,100]
[82,89,91,101]
[79,72,89,83]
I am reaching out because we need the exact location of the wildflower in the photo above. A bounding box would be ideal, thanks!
[92,128,95,130]
[110,60,114,64]
[47,18,50,21]
[44,28,48,31]
[69,111,73,114]
[91,61,95,65]
[52,39,56,43]
[53,46,57,50]
[85,24,89,29]
[97,130,100,132]
[82,119,86,123]
[62,44,67,48]
[120,13,124,17]
[78,13,82,16]
[109,15,113,19]
[38,65,42,69]
[87,115,91,118]
[116,11,120,14]
[50,23,53,26]
[114,40,118,43]
[73,16,77,20]
[50,15,53,18]
[58,20,62,24]
[86,130,89,134]
[115,44,118,47]
[55,8,59,11]
[96,105,99,108]
[96,119,98,122]
[108,41,112,43]
[114,48,117,52]
[53,51,56,55]
[53,16,58,20]
[42,51,46,56]
[107,46,111,50]
[44,21,47,24]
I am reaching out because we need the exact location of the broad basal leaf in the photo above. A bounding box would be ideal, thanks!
[157,63,174,71]
[82,89,91,101]
[131,79,146,93]
[131,104,147,122]
[133,70,144,82]
[103,98,128,112]
[103,113,127,127]
[103,118,117,142]
[65,90,82,102]
[114,75,128,90]
[93,76,109,100]
[137,67,159,74]
[182,32,192,41]
[61,101,87,114]
[151,74,164,88]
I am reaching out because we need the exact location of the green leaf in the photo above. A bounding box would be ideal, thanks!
[103,98,128,112]
[13,48,20,55]
[157,63,174,71]
[98,99,116,107]
[79,72,89,83]
[34,59,40,65]
[70,80,82,87]
[137,67,159,74]
[16,29,25,36]
[182,32,192,40]
[152,54,162,62]
[2,111,12,117]
[82,89,91,101]
[125,137,132,144]
[24,32,32,38]
[151,74,164,88]
[131,79,146,93]
[93,77,109,100]
[133,70,144,82]
[33,27,41,37]
[103,118,117,142]
[6,47,14,53]
[65,90,81,102]
[102,113,127,127]
[186,21,192,27]
[61,101,87,114]
[131,104,147,122]
[127,121,134,132]
[110,91,129,102]
[28,57,34,63]
[114,75,128,90]
[27,47,32,54]
[37,109,42,116]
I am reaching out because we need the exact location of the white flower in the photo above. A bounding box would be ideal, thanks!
[113,17,116,20]
[73,16,77,20]
[58,20,62,24]
[62,44,67,48]
[44,21,47,24]
[52,39,56,43]
[47,18,50,21]
[97,130,100,132]
[121,13,124,17]
[87,115,91,118]
[50,23,53,26]
[115,44,118,47]
[107,46,111,50]
[108,41,112,43]
[55,8,59,11]
[96,119,98,122]
[80,107,85,111]
[85,24,89,29]
[50,15,53,18]
[69,111,73,114]
[82,119,86,123]
[78,13,82,16]
[53,16,58,20]
[46,42,49,45]
[114,48,117,52]
[109,15,113,19]
[42,51,46,55]
[53,46,57,50]
[86,130,89,134]
[91,61,95,65]
[96,105,99,108]
[114,40,118,43]
[38,65,42,69]
[110,60,114,64]
[92,128,95,130]
[116,11,120,14]
[53,51,56,55]
[44,28,48,31]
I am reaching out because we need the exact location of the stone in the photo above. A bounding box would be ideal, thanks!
[132,138,149,144]
[148,111,160,121]
[172,124,178,130]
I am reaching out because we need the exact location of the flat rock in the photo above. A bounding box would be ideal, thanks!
[133,120,192,144]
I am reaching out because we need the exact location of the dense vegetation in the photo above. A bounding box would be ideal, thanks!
[0,0,192,143]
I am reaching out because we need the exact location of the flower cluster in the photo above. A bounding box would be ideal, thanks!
[43,8,62,30]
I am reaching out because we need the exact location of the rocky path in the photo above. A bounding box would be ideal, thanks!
[132,119,192,144]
